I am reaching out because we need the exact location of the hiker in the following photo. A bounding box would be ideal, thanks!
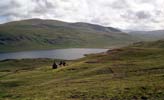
[59,61,67,66]
[52,61,58,69]
[63,61,66,66]
[59,61,63,66]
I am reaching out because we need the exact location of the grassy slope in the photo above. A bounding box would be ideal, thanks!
[128,30,164,42]
[132,40,164,48]
[0,42,164,100]
[0,19,135,52]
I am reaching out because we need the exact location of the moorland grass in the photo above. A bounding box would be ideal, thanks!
[0,46,164,100]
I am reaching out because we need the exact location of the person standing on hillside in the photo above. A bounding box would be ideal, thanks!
[59,61,63,67]
[63,61,66,66]
[59,61,67,66]
[52,61,58,69]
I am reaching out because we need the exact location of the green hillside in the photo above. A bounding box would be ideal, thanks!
[0,40,164,100]
[0,19,136,52]
[128,30,164,41]
[132,40,164,48]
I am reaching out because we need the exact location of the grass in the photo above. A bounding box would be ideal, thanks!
[0,44,164,100]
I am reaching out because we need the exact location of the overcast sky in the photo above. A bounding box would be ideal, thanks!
[0,0,164,30]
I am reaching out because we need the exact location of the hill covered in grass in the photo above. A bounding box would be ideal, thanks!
[0,19,136,52]
[128,30,164,41]
[132,40,164,48]
[0,40,164,100]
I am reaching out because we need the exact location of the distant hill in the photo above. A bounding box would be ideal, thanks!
[0,19,135,52]
[128,30,164,41]
[132,39,164,48]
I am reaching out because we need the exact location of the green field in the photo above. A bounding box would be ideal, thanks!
[0,41,164,100]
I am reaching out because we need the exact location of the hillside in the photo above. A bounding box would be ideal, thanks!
[0,19,135,52]
[132,40,164,48]
[128,30,164,41]
[0,40,164,100]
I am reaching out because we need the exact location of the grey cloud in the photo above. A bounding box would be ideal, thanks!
[28,0,56,15]
[135,11,151,19]
[0,0,163,31]
[111,0,128,9]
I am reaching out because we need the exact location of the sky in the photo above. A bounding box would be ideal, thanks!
[0,0,164,31]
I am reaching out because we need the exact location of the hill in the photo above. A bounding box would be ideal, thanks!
[0,40,164,100]
[132,39,164,48]
[128,30,164,41]
[0,19,135,52]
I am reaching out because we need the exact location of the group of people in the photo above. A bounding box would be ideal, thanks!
[52,60,67,69]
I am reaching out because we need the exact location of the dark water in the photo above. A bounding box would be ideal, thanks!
[0,48,108,60]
